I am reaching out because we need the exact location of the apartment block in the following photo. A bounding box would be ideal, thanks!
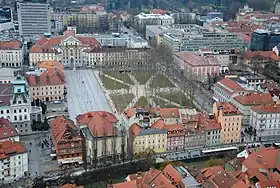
[17,2,51,38]
[26,68,66,102]
[250,104,280,141]
[50,116,83,167]
[0,141,28,184]
[0,40,24,68]
[231,93,274,125]
[213,102,242,144]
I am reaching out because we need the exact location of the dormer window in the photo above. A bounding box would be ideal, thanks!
[17,89,21,93]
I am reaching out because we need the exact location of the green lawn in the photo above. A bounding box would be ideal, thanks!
[152,97,178,108]
[110,93,134,113]
[150,74,175,88]
[134,96,150,107]
[132,71,155,85]
[104,71,133,84]
[100,75,129,90]
[158,92,194,107]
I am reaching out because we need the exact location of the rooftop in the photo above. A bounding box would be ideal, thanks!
[135,12,173,19]
[243,51,280,61]
[174,51,220,67]
[251,104,280,114]
[0,39,22,50]
[27,68,65,87]
[76,111,118,137]
[0,118,18,140]
[38,60,64,72]
[0,140,27,160]
[234,93,274,106]
[216,78,246,94]
[50,116,82,154]
[216,102,242,116]
[0,83,12,107]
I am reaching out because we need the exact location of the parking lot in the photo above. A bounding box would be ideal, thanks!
[65,69,112,122]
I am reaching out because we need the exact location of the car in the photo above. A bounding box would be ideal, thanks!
[53,100,61,104]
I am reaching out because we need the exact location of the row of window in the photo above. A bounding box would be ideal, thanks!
[0,109,27,114]
[32,86,63,91]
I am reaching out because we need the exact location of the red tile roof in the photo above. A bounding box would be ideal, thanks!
[197,166,225,182]
[174,52,220,67]
[216,102,242,116]
[151,119,165,129]
[234,93,274,106]
[38,60,64,72]
[60,184,84,188]
[256,181,280,188]
[150,108,180,118]
[129,123,142,138]
[0,118,18,141]
[0,40,22,50]
[243,51,280,61]
[212,171,240,188]
[123,108,136,118]
[151,9,167,15]
[0,84,13,107]
[202,119,221,131]
[260,80,280,91]
[108,180,137,188]
[216,78,246,93]
[76,111,118,137]
[0,140,27,160]
[162,164,183,183]
[242,147,280,171]
[251,104,280,114]
[27,68,65,87]
[50,116,82,154]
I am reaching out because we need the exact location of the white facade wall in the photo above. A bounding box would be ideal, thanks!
[0,152,28,183]
[250,110,280,141]
[29,52,57,66]
[0,49,24,68]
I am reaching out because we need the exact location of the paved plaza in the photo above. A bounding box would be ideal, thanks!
[65,69,112,122]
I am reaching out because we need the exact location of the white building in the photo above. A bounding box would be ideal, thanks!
[0,68,15,84]
[0,75,42,135]
[0,40,24,68]
[250,104,280,141]
[0,140,28,183]
[213,78,248,102]
[134,13,174,31]
[17,2,51,38]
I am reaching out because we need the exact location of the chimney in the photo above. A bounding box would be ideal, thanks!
[257,155,263,164]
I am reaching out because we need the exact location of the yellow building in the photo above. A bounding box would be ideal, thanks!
[129,123,167,155]
[213,102,242,144]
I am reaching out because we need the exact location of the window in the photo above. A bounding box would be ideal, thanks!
[14,109,16,113]
[0,110,3,114]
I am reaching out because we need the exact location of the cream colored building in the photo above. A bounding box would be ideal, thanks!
[26,68,66,102]
[129,123,167,155]
[84,47,152,67]
[213,102,242,144]
[0,40,24,68]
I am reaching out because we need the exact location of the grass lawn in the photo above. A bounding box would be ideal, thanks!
[110,93,134,113]
[100,75,129,90]
[150,74,175,88]
[134,96,150,107]
[158,92,194,107]
[152,97,178,108]
[132,70,155,85]
[104,71,133,84]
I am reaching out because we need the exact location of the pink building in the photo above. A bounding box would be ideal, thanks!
[164,124,185,151]
[173,51,220,81]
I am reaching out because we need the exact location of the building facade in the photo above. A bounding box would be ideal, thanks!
[162,32,244,52]
[163,124,184,152]
[134,13,174,31]
[231,93,274,125]
[250,29,280,51]
[0,75,42,135]
[17,2,51,38]
[84,47,152,67]
[0,141,28,183]
[129,123,167,155]
[213,102,242,144]
[77,111,127,166]
[213,78,248,102]
[173,51,220,81]
[250,104,280,141]
[0,40,24,68]
[50,116,83,167]
[26,68,66,102]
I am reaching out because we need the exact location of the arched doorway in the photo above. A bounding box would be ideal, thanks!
[46,97,49,102]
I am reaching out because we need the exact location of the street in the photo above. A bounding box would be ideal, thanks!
[65,69,112,122]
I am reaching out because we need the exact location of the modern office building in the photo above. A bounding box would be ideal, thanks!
[250,29,280,51]
[17,2,51,38]
[0,7,14,32]
[162,32,244,52]
[134,13,174,31]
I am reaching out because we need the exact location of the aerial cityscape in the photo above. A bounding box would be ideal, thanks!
[0,0,280,187]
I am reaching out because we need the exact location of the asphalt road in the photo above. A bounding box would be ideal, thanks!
[65,69,112,122]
